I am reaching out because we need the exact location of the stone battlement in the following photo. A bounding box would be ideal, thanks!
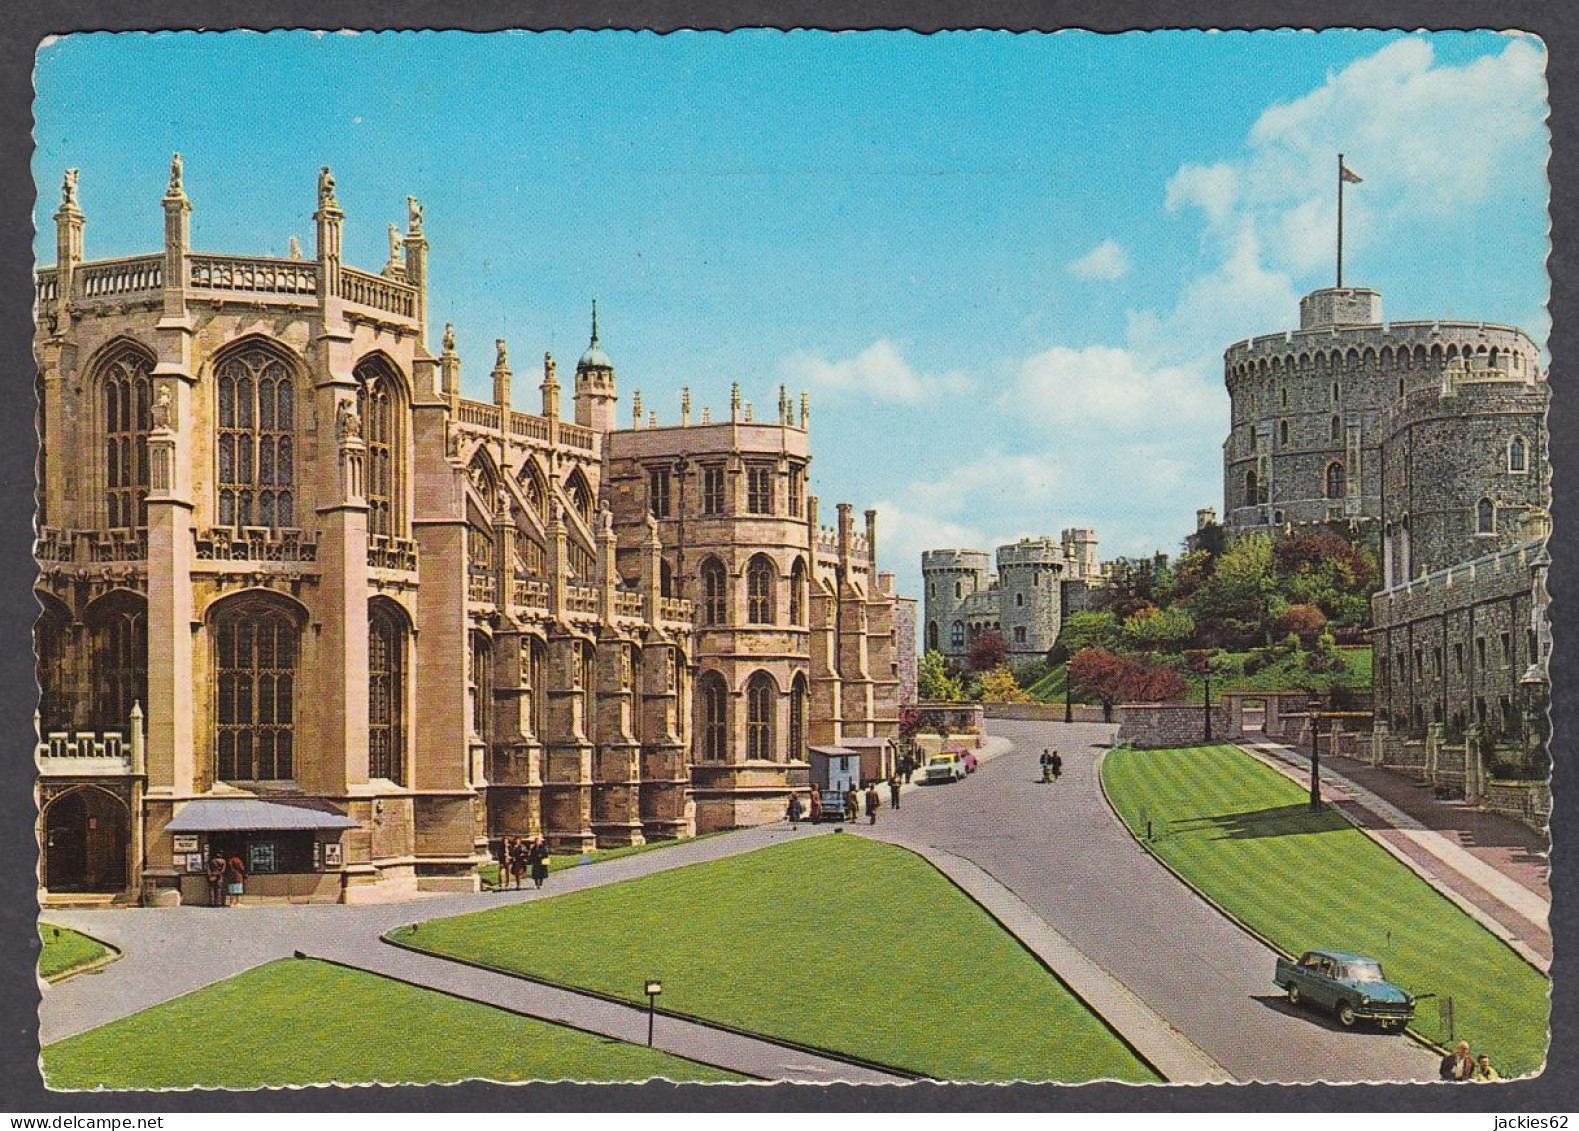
[922,548,993,572]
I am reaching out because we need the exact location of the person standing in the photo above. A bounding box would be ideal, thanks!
[845,783,860,824]
[528,837,550,890]
[1050,750,1063,782]
[787,792,804,830]
[496,837,513,891]
[864,784,880,826]
[1440,1040,1474,1081]
[1473,1054,1500,1082]
[511,838,530,890]
[224,853,246,907]
[902,753,915,784]
[205,852,227,907]
[888,775,901,811]
[809,789,824,823]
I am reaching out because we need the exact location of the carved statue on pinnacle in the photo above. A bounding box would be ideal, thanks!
[318,166,338,209]
[407,195,423,233]
[61,168,79,208]
[168,153,184,195]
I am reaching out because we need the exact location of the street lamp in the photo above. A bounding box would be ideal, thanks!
[1203,669,1214,742]
[644,979,663,1046]
[1064,674,1073,724]
[1307,695,1323,810]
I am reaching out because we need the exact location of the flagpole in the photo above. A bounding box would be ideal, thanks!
[1337,152,1345,289]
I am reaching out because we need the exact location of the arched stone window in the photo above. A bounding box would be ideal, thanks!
[954,581,962,599]
[1325,462,1345,500]
[355,358,405,538]
[950,620,965,648]
[1508,436,1528,473]
[747,555,776,624]
[789,558,808,626]
[217,345,295,529]
[660,558,675,598]
[789,674,808,761]
[519,461,547,518]
[36,593,71,732]
[579,641,597,744]
[746,671,776,760]
[100,347,153,529]
[368,602,407,783]
[565,469,593,526]
[470,631,493,743]
[699,672,728,760]
[1279,420,1289,447]
[526,636,547,740]
[700,557,727,626]
[1330,415,1341,441]
[1476,498,1496,535]
[213,596,299,782]
[87,592,147,731]
[926,621,939,651]
[1244,470,1258,507]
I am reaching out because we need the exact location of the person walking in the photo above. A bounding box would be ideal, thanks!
[224,853,246,907]
[902,753,915,784]
[205,852,227,907]
[864,784,880,826]
[1050,750,1063,782]
[888,775,901,811]
[528,837,550,890]
[496,837,513,891]
[787,792,804,830]
[1040,748,1052,783]
[845,783,860,824]
[1440,1040,1475,1081]
[510,838,530,890]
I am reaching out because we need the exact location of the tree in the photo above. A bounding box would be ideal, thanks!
[1052,610,1120,660]
[918,650,965,702]
[1187,532,1281,648]
[977,664,1032,703]
[1068,648,1128,721]
[1277,603,1328,645]
[1122,604,1197,651]
[897,705,924,740]
[1067,648,1189,719]
[968,628,1008,672]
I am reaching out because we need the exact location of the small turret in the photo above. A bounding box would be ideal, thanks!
[574,299,617,432]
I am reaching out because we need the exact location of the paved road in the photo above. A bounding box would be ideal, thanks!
[880,719,1438,1084]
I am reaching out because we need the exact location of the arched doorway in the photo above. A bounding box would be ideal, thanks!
[43,787,129,893]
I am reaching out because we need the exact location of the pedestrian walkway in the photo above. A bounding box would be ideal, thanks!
[1238,737,1550,969]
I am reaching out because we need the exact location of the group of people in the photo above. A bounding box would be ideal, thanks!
[1039,748,1063,784]
[497,835,551,891]
[786,780,888,829]
[204,852,246,907]
[1439,1040,1499,1082]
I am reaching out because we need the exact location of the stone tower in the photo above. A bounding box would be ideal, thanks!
[996,538,1064,660]
[921,549,992,662]
[574,300,617,433]
[1060,528,1100,581]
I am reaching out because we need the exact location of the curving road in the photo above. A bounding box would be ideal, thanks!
[883,719,1438,1084]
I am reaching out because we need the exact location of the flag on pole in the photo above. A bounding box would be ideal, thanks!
[1340,162,1363,184]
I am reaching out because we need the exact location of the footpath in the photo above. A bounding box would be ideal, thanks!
[1237,736,1551,970]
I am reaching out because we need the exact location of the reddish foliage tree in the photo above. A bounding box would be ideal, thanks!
[897,705,923,739]
[1277,603,1328,643]
[968,629,1008,672]
[1068,647,1188,710]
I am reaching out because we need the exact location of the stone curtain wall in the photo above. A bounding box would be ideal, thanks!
[1115,702,1231,748]
[981,702,1109,723]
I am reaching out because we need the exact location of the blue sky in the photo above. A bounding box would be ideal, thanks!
[34,30,1550,600]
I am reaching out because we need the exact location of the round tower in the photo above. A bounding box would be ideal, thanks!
[921,549,991,661]
[574,299,617,433]
[996,538,1064,660]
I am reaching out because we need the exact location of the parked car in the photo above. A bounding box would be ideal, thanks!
[818,789,854,822]
[924,753,967,783]
[1273,950,1415,1030]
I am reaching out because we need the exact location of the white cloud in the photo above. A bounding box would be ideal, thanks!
[1007,345,1221,431]
[1067,238,1131,280]
[779,338,971,404]
[1165,162,1238,225]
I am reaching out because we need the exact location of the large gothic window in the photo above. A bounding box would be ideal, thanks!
[746,672,776,760]
[368,604,406,783]
[700,557,727,626]
[566,469,593,526]
[217,347,295,529]
[88,593,147,730]
[471,632,493,743]
[526,637,547,739]
[102,350,152,529]
[36,597,70,732]
[214,600,298,782]
[747,555,776,624]
[699,672,728,760]
[789,675,807,762]
[356,359,403,538]
[789,558,808,625]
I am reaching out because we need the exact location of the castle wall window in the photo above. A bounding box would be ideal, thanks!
[355,358,403,538]
[1331,382,1340,404]
[702,465,725,515]
[927,621,939,651]
[217,346,295,530]
[1476,497,1496,535]
[1243,471,1257,507]
[746,465,773,515]
[746,671,776,760]
[747,555,776,624]
[1476,637,1487,667]
[566,469,593,526]
[102,350,152,529]
[951,621,965,648]
[1454,643,1464,674]
[789,558,807,625]
[700,557,727,626]
[580,642,597,745]
[214,600,298,782]
[1015,593,1024,607]
[1013,626,1027,644]
[648,466,672,518]
[368,604,406,784]
[1325,462,1345,500]
[1330,415,1341,441]
[1279,420,1289,447]
[789,675,807,761]
[699,672,728,759]
[955,581,962,599]
[1280,387,1288,409]
[788,466,804,518]
[1500,632,1512,666]
[470,631,492,744]
[1508,436,1528,473]
[527,637,547,740]
[88,593,147,730]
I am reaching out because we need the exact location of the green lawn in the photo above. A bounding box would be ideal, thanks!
[38,924,113,982]
[1029,647,1373,705]
[391,834,1158,1083]
[1102,744,1549,1076]
[42,957,741,1089]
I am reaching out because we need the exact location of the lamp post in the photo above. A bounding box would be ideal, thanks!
[1203,670,1213,742]
[1064,675,1073,724]
[1308,695,1323,810]
[644,979,663,1046]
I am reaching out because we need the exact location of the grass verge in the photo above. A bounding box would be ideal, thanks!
[38,924,116,983]
[1101,743,1548,1077]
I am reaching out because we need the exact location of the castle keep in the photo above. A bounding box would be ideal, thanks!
[34,161,905,905]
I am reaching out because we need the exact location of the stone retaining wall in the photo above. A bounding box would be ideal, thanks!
[1115,702,1231,748]
[982,702,1109,723]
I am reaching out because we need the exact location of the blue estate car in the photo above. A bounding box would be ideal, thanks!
[1273,950,1416,1030]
